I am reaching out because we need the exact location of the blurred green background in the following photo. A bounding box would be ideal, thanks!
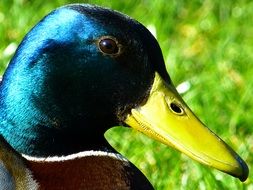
[0,0,252,189]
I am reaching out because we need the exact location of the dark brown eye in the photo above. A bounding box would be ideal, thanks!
[98,38,119,55]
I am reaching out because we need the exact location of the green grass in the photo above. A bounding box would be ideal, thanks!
[1,0,252,189]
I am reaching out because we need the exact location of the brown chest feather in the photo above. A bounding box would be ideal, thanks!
[25,152,153,190]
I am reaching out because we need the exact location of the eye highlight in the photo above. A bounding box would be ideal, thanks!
[98,37,120,55]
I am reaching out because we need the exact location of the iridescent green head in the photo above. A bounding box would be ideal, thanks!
[0,4,248,181]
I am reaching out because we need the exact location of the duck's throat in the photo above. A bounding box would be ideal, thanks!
[0,119,112,157]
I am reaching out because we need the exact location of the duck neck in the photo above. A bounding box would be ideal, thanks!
[0,65,117,156]
[0,93,114,156]
[0,114,113,157]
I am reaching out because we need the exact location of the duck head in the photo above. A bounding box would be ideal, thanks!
[0,4,248,181]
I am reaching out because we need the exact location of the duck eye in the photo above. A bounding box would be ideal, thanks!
[98,38,119,55]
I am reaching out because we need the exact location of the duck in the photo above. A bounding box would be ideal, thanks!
[0,4,249,189]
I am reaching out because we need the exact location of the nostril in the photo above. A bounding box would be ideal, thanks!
[170,102,184,115]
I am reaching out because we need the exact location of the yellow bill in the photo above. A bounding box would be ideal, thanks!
[124,72,248,181]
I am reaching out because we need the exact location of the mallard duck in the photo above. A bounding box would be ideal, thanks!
[0,4,248,189]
